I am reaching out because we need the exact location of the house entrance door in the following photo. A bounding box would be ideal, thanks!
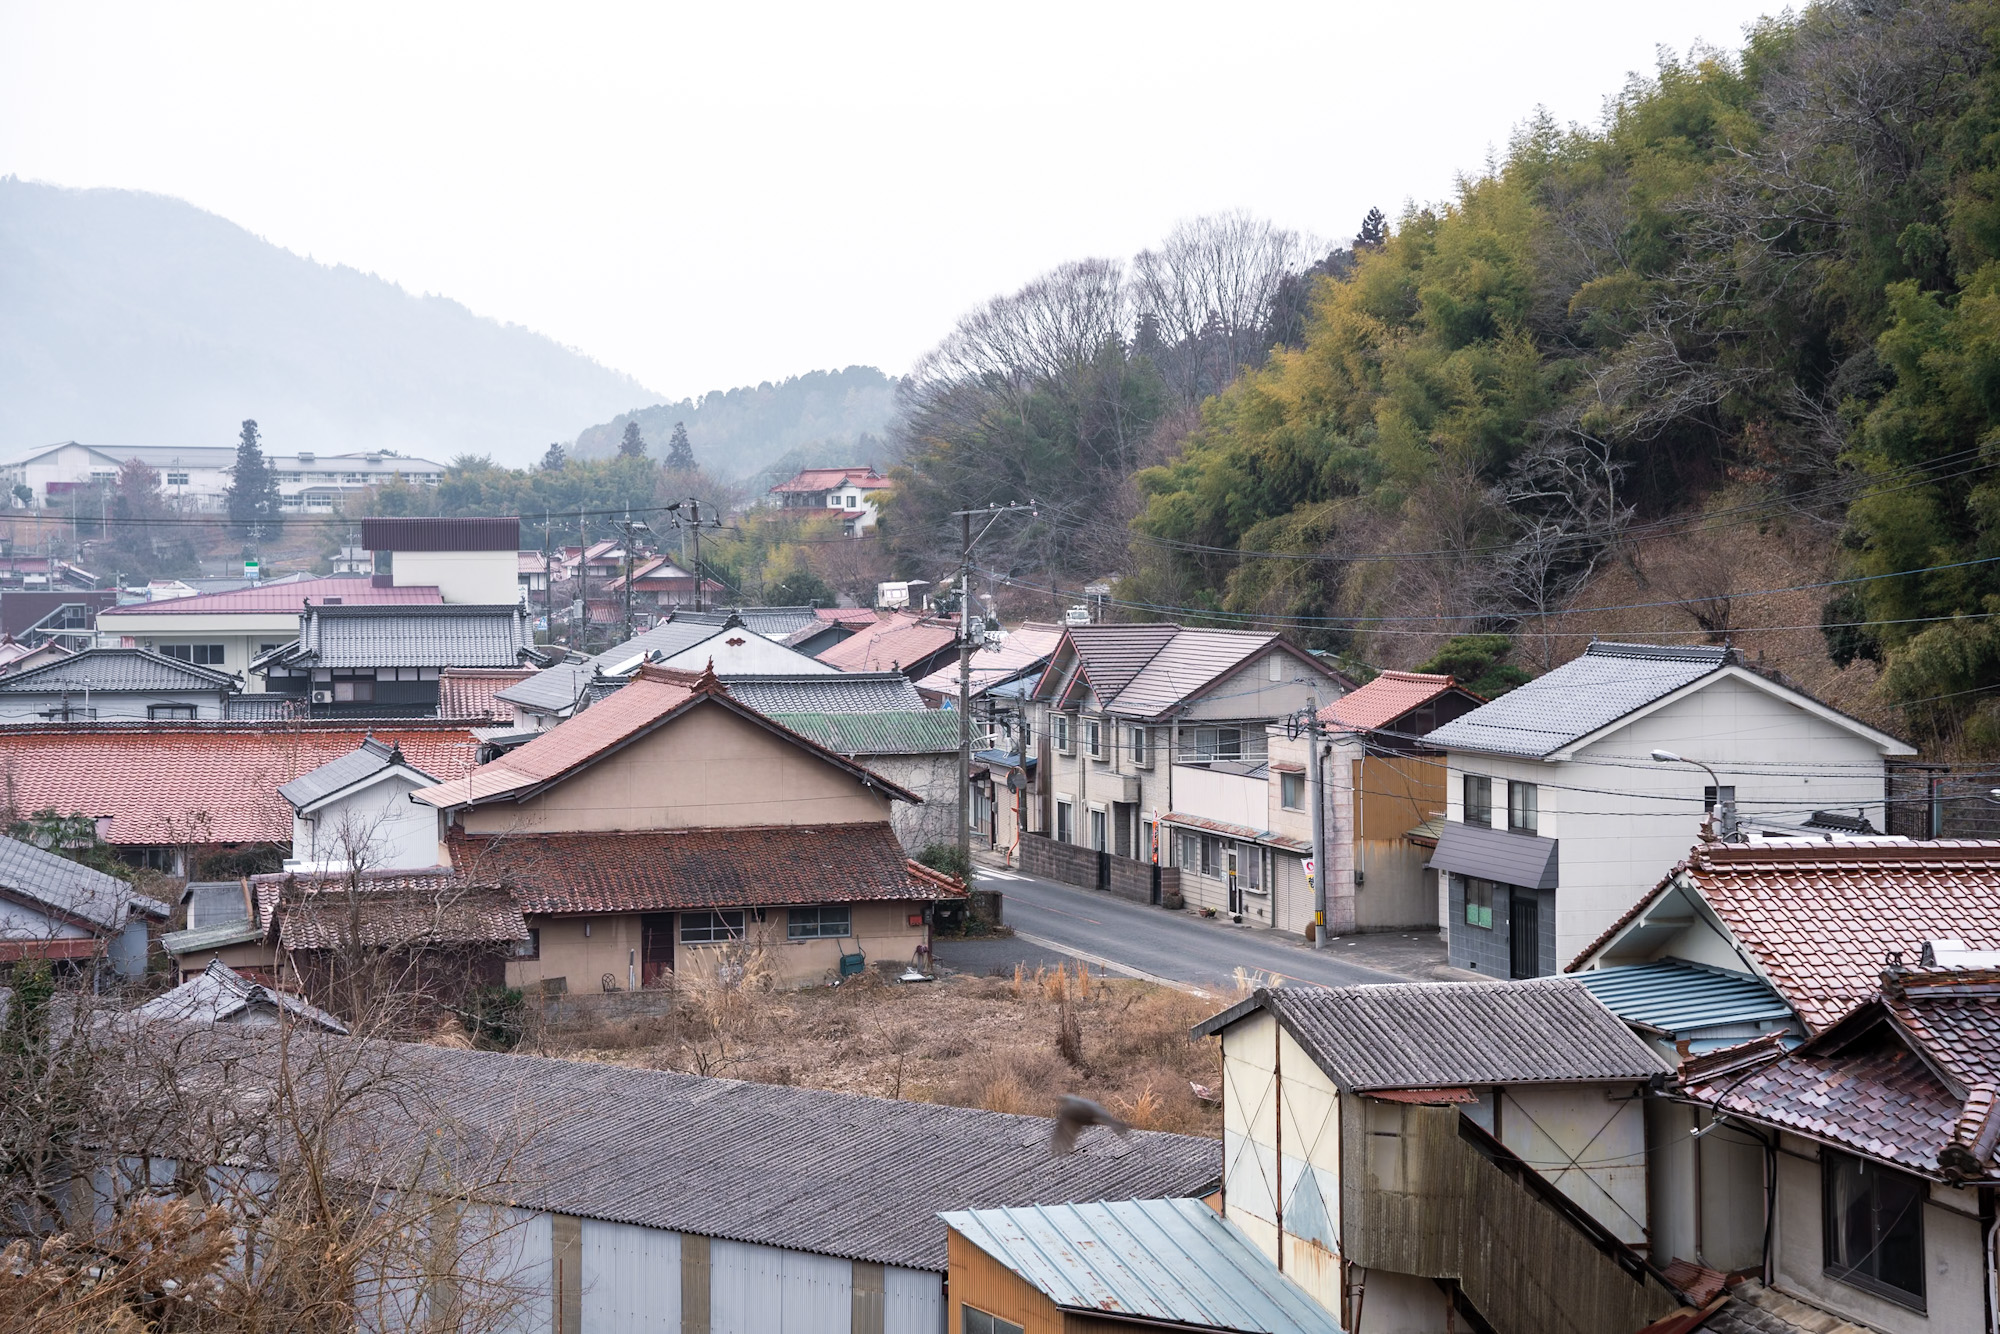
[640,914,675,986]
[1509,891,1540,979]
[1225,847,1243,915]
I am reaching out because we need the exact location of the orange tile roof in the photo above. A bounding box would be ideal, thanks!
[102,575,442,616]
[438,667,536,720]
[413,663,921,810]
[770,467,887,494]
[1321,670,1471,733]
[1572,840,2000,1033]
[818,617,958,673]
[0,722,482,845]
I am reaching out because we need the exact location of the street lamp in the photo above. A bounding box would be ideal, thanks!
[1651,749,1726,834]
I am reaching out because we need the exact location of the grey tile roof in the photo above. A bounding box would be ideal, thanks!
[1107,629,1294,719]
[286,604,533,670]
[276,735,438,810]
[723,673,925,714]
[1423,641,1729,758]
[224,695,293,721]
[766,711,963,755]
[346,1042,1223,1271]
[1192,980,1667,1090]
[496,621,727,713]
[0,834,168,931]
[0,648,237,694]
[1059,624,1182,702]
[135,961,347,1032]
[674,606,822,638]
[941,1197,1338,1333]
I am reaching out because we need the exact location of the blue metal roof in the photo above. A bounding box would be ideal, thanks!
[1572,959,1798,1042]
[939,1197,1341,1333]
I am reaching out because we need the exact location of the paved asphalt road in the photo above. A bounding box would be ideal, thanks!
[932,863,1458,994]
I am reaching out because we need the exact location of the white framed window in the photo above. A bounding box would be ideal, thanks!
[1193,726,1242,762]
[1268,654,1283,682]
[1056,800,1074,844]
[1089,807,1108,851]
[166,472,189,486]
[1053,714,1072,754]
[1280,771,1305,810]
[787,905,851,939]
[1085,718,1103,760]
[1508,781,1539,835]
[1130,726,1148,767]
[681,910,745,944]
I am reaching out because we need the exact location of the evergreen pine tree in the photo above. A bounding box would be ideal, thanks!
[224,419,282,535]
[540,441,567,471]
[664,421,696,471]
[617,421,648,459]
[1357,207,1388,249]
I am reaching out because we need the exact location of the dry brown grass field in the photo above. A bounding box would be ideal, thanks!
[506,962,1233,1138]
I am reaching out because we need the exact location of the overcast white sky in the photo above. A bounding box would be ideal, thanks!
[1,1,1783,402]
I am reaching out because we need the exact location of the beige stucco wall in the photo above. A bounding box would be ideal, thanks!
[170,939,278,983]
[1770,1132,1986,1333]
[506,901,930,991]
[462,704,896,835]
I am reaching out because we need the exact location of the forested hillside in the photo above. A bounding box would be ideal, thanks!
[889,0,2000,752]
[0,180,658,466]
[573,367,897,486]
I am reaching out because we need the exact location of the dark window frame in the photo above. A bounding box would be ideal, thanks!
[147,704,198,720]
[786,905,852,940]
[1464,775,1492,826]
[680,910,745,944]
[961,1306,1025,1334]
[1507,780,1538,835]
[1463,876,1495,930]
[159,643,227,666]
[512,928,541,959]
[1822,1148,1927,1310]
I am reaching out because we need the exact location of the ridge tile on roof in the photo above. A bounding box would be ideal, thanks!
[1322,669,1466,733]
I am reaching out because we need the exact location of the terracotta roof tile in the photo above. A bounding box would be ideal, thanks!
[1321,670,1477,733]
[446,824,965,914]
[1571,840,2000,1032]
[437,667,536,720]
[817,617,958,673]
[0,722,481,845]
[770,467,887,494]
[98,576,442,617]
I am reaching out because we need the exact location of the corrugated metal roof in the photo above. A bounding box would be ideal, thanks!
[1573,960,1798,1042]
[1423,642,1727,758]
[161,917,264,954]
[1193,981,1666,1090]
[0,834,168,930]
[766,711,961,755]
[360,516,521,552]
[0,647,237,694]
[276,735,438,810]
[721,673,924,714]
[941,1197,1338,1333]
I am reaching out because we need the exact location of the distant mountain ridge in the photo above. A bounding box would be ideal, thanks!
[0,179,661,467]
[574,367,899,485]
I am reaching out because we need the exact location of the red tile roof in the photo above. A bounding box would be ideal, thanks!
[0,722,482,845]
[446,824,965,914]
[413,664,921,810]
[818,617,958,673]
[101,576,442,616]
[438,667,536,720]
[1321,670,1474,733]
[1687,1026,1959,1175]
[1570,840,2000,1032]
[817,607,882,625]
[770,467,887,494]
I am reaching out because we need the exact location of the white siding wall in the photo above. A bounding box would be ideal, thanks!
[710,1238,852,1334]
[0,690,225,722]
[293,773,441,870]
[581,1219,679,1334]
[1447,673,1894,964]
[391,550,521,606]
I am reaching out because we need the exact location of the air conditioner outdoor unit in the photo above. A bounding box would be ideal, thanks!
[310,690,333,705]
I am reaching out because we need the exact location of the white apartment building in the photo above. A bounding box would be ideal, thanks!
[1423,641,1915,978]
[1,442,445,513]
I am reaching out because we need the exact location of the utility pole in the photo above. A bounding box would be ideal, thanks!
[617,516,652,642]
[575,508,587,652]
[1305,696,1328,949]
[542,516,553,650]
[952,502,1037,874]
[688,500,704,613]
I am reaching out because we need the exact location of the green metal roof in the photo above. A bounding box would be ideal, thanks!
[162,917,263,954]
[767,710,962,755]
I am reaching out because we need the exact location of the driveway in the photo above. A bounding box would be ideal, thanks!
[933,863,1471,995]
